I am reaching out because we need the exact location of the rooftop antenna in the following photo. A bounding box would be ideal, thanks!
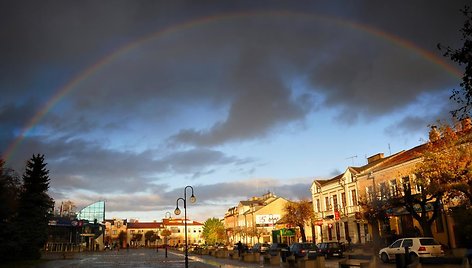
[345,155,357,165]
[388,143,391,155]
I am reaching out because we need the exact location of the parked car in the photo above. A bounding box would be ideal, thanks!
[317,242,344,258]
[268,243,289,257]
[379,237,445,263]
[251,243,271,254]
[288,242,318,259]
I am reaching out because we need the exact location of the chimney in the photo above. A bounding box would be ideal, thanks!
[429,125,440,142]
[367,153,384,164]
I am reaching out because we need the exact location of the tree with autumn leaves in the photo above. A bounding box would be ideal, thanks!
[360,122,472,241]
[283,199,314,243]
[420,123,472,206]
[395,123,472,238]
[202,217,226,245]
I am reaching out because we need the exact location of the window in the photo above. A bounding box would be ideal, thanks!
[390,239,402,248]
[402,176,411,192]
[379,182,388,200]
[332,195,338,211]
[341,193,346,208]
[351,190,357,205]
[316,199,321,212]
[402,239,413,248]
[366,186,374,201]
[390,179,398,197]
[325,197,330,211]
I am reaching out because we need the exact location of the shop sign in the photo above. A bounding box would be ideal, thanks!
[314,220,323,226]
[256,214,281,225]
[280,228,295,236]
[334,211,340,220]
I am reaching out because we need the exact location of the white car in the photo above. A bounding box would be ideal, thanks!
[379,237,444,263]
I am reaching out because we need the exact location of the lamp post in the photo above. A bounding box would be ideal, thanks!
[174,186,196,268]
[269,214,277,243]
[164,211,172,258]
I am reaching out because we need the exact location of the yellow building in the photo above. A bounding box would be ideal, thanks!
[224,192,294,246]
[311,153,395,245]
[104,218,127,248]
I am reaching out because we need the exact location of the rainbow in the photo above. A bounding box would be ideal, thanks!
[2,11,462,162]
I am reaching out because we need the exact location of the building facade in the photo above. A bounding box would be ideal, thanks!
[224,192,297,245]
[162,218,204,247]
[127,220,164,247]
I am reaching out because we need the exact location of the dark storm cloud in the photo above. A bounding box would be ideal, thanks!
[55,2,463,146]
[54,179,312,213]
[0,100,39,143]
[155,148,252,175]
[170,80,313,146]
[1,0,470,219]
[7,135,252,194]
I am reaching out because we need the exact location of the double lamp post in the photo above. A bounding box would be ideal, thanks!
[174,185,196,268]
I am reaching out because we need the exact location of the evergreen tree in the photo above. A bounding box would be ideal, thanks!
[0,159,22,261]
[16,154,53,259]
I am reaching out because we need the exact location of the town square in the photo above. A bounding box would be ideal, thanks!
[2,1,472,267]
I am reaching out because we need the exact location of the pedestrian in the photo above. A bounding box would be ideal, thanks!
[237,241,243,257]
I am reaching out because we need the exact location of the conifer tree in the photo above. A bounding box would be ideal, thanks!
[0,159,21,261]
[16,154,53,259]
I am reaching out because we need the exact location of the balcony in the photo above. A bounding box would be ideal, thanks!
[313,205,361,220]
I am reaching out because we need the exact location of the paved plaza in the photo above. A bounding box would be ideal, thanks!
[38,248,260,268]
[35,248,467,268]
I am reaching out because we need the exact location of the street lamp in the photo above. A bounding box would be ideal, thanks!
[174,186,196,268]
[164,211,172,258]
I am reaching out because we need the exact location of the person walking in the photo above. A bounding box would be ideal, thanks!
[237,241,243,257]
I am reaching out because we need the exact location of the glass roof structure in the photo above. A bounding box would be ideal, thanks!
[77,200,105,223]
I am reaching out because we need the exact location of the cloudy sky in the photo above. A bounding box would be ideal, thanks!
[0,0,468,222]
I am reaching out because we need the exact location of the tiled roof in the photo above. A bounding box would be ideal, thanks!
[240,200,264,206]
[127,222,163,229]
[163,218,203,226]
[315,151,404,186]
[366,144,427,173]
